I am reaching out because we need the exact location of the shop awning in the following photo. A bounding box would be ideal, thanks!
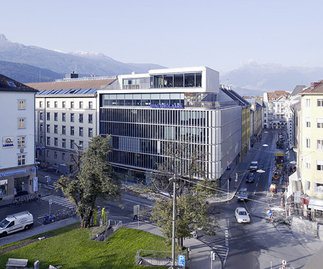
[308,198,323,211]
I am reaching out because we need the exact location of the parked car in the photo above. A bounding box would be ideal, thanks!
[246,172,255,183]
[0,211,33,237]
[236,188,248,201]
[249,161,258,171]
[235,207,250,223]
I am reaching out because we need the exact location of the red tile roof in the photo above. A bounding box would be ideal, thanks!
[267,90,290,101]
[301,80,323,94]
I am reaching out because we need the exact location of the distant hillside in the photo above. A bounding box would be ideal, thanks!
[1,34,323,92]
[0,34,164,77]
[0,60,63,83]
[221,61,323,96]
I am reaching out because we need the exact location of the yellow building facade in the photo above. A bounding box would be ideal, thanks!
[298,87,323,200]
[241,106,251,160]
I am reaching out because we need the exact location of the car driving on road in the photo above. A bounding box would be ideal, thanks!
[237,188,248,201]
[0,211,33,237]
[249,161,258,171]
[235,207,250,223]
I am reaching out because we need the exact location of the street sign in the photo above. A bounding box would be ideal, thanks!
[178,255,185,266]
[133,205,140,216]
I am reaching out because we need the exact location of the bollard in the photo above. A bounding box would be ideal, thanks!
[34,260,40,269]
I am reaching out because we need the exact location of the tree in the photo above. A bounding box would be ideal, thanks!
[57,135,121,228]
[150,141,217,249]
[151,193,215,249]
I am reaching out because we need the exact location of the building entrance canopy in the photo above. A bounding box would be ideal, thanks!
[308,198,323,211]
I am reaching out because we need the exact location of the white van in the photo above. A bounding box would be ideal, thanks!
[0,211,33,236]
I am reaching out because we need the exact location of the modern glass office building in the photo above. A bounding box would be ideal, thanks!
[98,67,242,180]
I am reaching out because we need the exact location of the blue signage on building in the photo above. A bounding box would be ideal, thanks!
[150,104,183,109]
[0,169,27,178]
[178,255,185,266]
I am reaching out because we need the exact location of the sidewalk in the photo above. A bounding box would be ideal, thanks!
[125,222,221,269]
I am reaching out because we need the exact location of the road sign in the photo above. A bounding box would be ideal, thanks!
[133,205,140,216]
[178,255,185,266]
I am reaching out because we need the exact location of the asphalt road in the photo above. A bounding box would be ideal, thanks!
[215,130,321,269]
[223,129,276,269]
[1,129,321,269]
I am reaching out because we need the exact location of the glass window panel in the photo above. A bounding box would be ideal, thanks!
[174,74,184,87]
[185,73,195,87]
[196,73,202,87]
[163,75,174,87]
[160,93,170,99]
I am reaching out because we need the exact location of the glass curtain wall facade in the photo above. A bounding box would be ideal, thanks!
[100,100,219,179]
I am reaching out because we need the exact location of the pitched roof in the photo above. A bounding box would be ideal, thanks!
[301,80,323,94]
[221,87,250,107]
[0,74,37,93]
[26,78,116,91]
[291,85,306,96]
[267,90,290,101]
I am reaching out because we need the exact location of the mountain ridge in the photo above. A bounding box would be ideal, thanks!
[1,34,322,95]
[0,34,164,77]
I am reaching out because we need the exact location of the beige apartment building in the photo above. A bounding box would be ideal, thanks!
[295,81,323,216]
[27,75,115,173]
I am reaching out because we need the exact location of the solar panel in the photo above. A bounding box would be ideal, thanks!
[36,87,99,95]
[78,89,88,94]
[88,88,98,93]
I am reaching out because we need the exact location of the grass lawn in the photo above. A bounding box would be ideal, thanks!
[0,227,171,269]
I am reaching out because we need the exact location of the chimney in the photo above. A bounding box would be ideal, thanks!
[311,81,321,89]
[65,71,79,79]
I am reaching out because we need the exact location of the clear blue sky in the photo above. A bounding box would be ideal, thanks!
[0,0,322,72]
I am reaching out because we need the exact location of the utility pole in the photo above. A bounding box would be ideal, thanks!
[171,174,176,269]
[227,177,230,199]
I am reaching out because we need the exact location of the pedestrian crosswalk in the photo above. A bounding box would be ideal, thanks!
[213,245,229,265]
[199,234,229,267]
[41,195,76,209]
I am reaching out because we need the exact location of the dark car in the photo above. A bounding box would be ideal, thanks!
[246,172,255,183]
[15,190,28,197]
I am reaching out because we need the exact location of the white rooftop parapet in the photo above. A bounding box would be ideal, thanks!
[111,66,219,94]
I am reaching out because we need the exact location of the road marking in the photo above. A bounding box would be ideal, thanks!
[41,195,75,209]
[224,228,229,247]
[123,198,152,208]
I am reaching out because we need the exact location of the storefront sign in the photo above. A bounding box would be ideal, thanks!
[0,169,26,178]
[150,104,183,109]
[0,179,8,185]
[2,137,14,148]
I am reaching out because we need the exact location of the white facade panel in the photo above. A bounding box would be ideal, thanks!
[0,92,35,169]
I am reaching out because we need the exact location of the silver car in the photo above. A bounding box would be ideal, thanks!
[235,207,250,223]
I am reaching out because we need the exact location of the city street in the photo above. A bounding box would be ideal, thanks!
[1,130,321,269]
[206,130,322,269]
